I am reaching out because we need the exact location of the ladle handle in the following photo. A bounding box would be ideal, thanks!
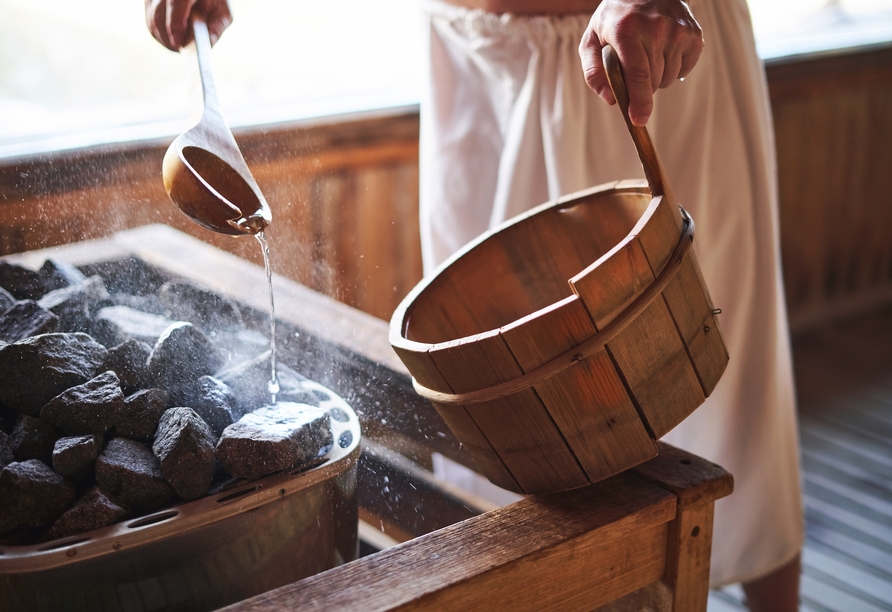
[187,15,225,127]
[601,45,675,203]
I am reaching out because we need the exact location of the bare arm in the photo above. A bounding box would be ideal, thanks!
[578,0,703,125]
[145,0,232,51]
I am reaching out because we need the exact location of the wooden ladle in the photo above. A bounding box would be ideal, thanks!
[162,15,271,236]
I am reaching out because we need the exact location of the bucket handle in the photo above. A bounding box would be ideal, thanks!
[602,44,676,205]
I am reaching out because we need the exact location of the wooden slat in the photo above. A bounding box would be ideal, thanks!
[500,296,657,483]
[570,203,705,438]
[429,330,590,493]
[219,473,677,612]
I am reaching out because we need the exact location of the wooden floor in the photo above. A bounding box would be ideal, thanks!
[708,306,892,611]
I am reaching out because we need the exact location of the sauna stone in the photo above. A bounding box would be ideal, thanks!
[0,286,15,312]
[159,280,243,331]
[103,338,153,394]
[10,415,58,465]
[0,332,108,417]
[95,438,173,513]
[0,460,76,534]
[39,259,87,291]
[0,300,59,343]
[217,353,318,418]
[216,403,332,481]
[52,434,104,478]
[45,486,127,541]
[0,432,14,468]
[41,370,125,436]
[116,388,170,442]
[147,322,224,389]
[92,305,177,348]
[190,376,236,438]
[153,407,216,500]
[0,261,47,300]
[106,292,171,317]
[38,275,110,332]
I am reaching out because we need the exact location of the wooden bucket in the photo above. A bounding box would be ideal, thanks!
[390,47,728,494]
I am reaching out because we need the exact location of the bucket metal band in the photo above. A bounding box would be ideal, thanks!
[412,207,696,406]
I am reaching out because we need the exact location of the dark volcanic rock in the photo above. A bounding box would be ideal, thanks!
[0,460,76,534]
[39,259,87,292]
[0,286,15,312]
[92,305,178,348]
[116,388,169,442]
[41,370,125,435]
[147,322,223,389]
[0,261,47,300]
[44,486,128,540]
[0,300,59,342]
[52,434,104,478]
[159,280,243,331]
[38,275,110,332]
[95,438,173,513]
[0,333,108,416]
[216,353,317,419]
[10,414,58,464]
[102,339,152,393]
[153,407,216,500]
[191,376,236,438]
[0,431,14,467]
[105,293,171,317]
[215,403,332,481]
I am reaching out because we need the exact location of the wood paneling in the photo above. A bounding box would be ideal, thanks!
[766,44,892,332]
[3,44,891,330]
[0,108,422,322]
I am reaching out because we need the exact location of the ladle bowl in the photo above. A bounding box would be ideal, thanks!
[162,16,271,236]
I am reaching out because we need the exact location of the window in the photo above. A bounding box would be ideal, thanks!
[1,0,890,157]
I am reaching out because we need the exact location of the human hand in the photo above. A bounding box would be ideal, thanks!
[145,0,232,51]
[578,0,703,125]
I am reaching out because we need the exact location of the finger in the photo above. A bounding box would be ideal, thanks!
[578,26,615,105]
[659,48,683,89]
[678,36,704,80]
[200,0,233,46]
[648,47,665,93]
[167,0,196,50]
[612,41,653,126]
[146,0,175,50]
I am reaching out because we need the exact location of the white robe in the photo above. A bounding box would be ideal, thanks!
[419,0,803,586]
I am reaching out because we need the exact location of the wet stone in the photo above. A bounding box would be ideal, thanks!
[92,305,178,348]
[191,376,236,438]
[0,431,14,468]
[104,293,171,317]
[215,402,332,481]
[116,388,170,442]
[159,280,243,331]
[216,353,317,419]
[52,434,104,478]
[153,407,216,500]
[0,261,48,300]
[44,486,128,541]
[0,287,15,312]
[10,414,59,465]
[103,339,152,394]
[95,438,173,513]
[39,259,87,292]
[0,300,59,343]
[41,370,125,436]
[0,332,108,417]
[0,460,76,535]
[38,275,110,333]
[147,322,223,389]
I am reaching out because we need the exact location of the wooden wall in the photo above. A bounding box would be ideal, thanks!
[2,44,891,331]
[0,109,422,322]
[766,45,892,332]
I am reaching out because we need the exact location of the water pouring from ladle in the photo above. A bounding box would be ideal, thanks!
[162,14,271,236]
